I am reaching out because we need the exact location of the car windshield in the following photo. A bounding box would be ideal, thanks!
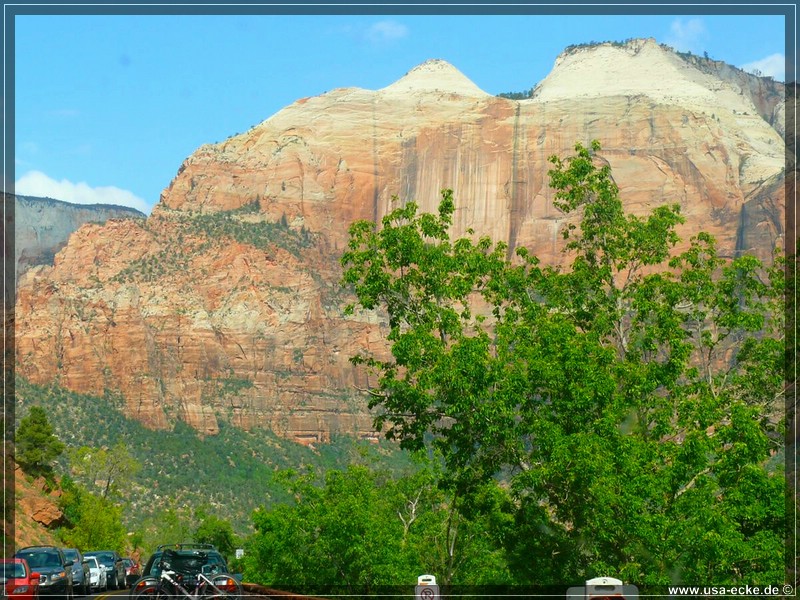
[63,550,78,561]
[150,550,224,576]
[88,553,114,563]
[17,553,61,569]
[86,557,99,569]
[0,563,26,578]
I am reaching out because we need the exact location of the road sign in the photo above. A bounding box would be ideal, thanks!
[566,576,639,599]
[415,584,439,600]
[416,574,439,600]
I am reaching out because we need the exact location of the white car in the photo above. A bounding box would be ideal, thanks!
[86,556,108,592]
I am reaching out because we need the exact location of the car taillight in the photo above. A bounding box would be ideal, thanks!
[217,578,237,592]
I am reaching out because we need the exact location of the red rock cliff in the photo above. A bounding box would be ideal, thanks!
[14,39,788,443]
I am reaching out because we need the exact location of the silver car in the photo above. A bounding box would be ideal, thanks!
[61,549,89,597]
[82,551,124,591]
[85,556,107,592]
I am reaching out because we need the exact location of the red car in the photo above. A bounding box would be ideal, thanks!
[0,558,41,600]
[122,557,141,587]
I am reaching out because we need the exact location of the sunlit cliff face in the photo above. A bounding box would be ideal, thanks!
[15,39,787,442]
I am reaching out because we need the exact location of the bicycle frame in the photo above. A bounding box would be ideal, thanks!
[136,568,241,600]
[158,569,199,599]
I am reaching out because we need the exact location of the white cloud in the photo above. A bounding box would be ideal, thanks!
[666,18,708,53]
[14,170,151,214]
[365,20,409,44]
[740,53,786,81]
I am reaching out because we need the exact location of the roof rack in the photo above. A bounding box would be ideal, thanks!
[156,543,217,551]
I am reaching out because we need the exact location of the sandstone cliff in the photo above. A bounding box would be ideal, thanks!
[14,39,789,444]
[11,193,146,280]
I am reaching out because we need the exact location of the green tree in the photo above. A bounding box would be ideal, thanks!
[244,465,417,594]
[15,406,65,479]
[138,503,195,555]
[69,441,141,499]
[58,477,127,551]
[193,508,238,560]
[341,141,787,586]
[243,464,511,593]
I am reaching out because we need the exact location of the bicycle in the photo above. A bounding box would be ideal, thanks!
[131,554,243,600]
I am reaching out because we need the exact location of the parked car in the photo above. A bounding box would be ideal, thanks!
[60,550,89,597]
[82,551,124,591]
[122,558,141,587]
[14,546,73,600]
[0,558,41,600]
[83,556,107,593]
[131,543,233,596]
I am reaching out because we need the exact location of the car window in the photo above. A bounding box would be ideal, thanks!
[0,563,26,578]
[19,553,61,568]
[146,551,226,576]
[15,554,37,568]
[44,554,62,567]
[91,553,114,562]
[86,557,99,569]
[63,550,78,561]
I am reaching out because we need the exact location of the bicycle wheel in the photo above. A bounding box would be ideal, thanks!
[132,582,174,600]
[198,575,243,600]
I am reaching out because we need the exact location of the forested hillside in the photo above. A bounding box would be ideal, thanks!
[14,377,416,536]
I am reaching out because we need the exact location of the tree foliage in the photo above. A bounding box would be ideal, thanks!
[57,476,128,552]
[15,406,65,479]
[242,463,512,594]
[69,441,141,500]
[194,507,239,560]
[341,141,787,586]
[14,377,415,536]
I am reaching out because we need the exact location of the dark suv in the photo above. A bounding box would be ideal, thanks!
[131,544,232,595]
[60,549,89,596]
[14,546,73,600]
[82,551,125,590]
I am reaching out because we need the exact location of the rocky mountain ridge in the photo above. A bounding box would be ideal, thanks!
[11,193,146,280]
[14,38,789,444]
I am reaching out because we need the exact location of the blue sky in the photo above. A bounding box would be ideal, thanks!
[11,9,789,215]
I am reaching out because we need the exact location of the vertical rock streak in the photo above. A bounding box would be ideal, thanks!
[13,44,787,441]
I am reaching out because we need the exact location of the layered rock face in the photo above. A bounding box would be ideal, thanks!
[14,39,789,443]
[11,194,146,279]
